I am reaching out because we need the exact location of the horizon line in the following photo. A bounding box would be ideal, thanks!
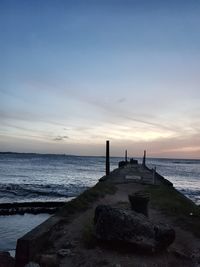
[0,151,199,161]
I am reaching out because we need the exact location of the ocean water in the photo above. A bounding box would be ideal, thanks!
[0,213,49,253]
[0,153,121,203]
[0,153,199,252]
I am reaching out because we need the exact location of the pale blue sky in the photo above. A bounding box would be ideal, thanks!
[0,0,200,158]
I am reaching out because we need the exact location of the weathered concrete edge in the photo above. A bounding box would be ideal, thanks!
[145,166,173,186]
[15,215,61,267]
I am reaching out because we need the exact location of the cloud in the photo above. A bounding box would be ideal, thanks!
[83,97,175,132]
[1,130,199,158]
[53,135,69,141]
[111,132,200,159]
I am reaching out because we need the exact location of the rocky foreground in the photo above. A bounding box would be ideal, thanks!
[4,162,200,267]
[94,205,175,252]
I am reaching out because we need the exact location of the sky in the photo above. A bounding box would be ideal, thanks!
[0,0,200,158]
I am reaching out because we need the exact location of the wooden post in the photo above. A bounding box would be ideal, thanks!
[125,150,128,162]
[142,150,146,166]
[106,140,110,176]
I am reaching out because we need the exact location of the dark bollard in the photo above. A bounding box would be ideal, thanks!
[128,191,150,216]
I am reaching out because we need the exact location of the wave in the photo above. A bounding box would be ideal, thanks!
[178,188,200,205]
[180,188,200,196]
[0,183,88,202]
[172,160,200,165]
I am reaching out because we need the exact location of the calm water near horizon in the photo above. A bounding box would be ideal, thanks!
[0,153,199,252]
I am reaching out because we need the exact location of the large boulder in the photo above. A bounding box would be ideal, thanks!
[94,205,175,252]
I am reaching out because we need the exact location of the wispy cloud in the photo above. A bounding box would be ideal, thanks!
[82,97,175,132]
[0,110,66,127]
[53,135,69,141]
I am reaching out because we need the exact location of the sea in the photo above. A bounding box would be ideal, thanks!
[0,153,199,254]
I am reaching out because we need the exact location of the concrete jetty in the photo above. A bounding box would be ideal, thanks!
[14,156,200,267]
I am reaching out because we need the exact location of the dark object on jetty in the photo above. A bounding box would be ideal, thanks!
[130,158,138,165]
[118,158,138,168]
[106,140,110,175]
[128,192,150,216]
[118,160,127,168]
[94,205,175,252]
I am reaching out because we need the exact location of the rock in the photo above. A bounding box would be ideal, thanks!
[154,224,176,249]
[57,248,74,257]
[40,254,58,267]
[63,241,75,249]
[0,251,15,267]
[94,205,175,252]
[25,262,40,267]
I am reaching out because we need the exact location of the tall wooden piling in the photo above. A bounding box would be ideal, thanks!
[142,150,146,166]
[106,140,110,175]
[125,150,128,162]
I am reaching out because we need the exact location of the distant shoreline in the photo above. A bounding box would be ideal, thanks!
[0,151,199,161]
